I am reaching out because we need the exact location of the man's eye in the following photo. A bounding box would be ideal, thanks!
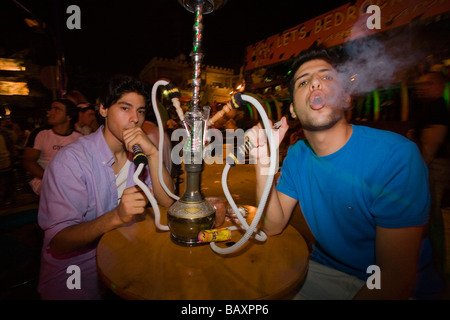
[323,75,333,80]
[138,109,146,115]
[298,80,308,87]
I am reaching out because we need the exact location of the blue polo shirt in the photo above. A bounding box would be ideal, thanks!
[277,125,430,280]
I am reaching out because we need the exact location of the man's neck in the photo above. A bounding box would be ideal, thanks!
[102,126,129,173]
[52,122,72,136]
[304,121,353,157]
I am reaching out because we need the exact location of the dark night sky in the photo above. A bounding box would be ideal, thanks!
[2,0,351,76]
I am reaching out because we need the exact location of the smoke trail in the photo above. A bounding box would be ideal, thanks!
[336,16,425,96]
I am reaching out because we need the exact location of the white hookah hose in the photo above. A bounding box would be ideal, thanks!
[221,163,267,242]
[151,79,180,201]
[210,94,276,254]
[132,79,180,232]
[133,163,169,231]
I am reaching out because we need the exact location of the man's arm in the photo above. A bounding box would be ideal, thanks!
[49,186,148,255]
[353,225,425,299]
[256,162,297,236]
[419,124,447,165]
[23,147,44,179]
[250,117,296,235]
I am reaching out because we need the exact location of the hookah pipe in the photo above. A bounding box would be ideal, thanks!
[132,77,218,233]
[137,80,279,255]
[131,79,184,232]
[134,0,277,253]
[143,82,279,255]
[139,77,243,233]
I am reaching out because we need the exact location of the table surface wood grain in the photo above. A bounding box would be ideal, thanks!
[97,206,309,300]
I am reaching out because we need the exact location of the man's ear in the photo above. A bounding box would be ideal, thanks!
[343,95,353,111]
[65,108,73,122]
[99,104,107,118]
[289,103,297,118]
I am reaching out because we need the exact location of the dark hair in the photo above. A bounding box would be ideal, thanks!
[288,45,340,101]
[77,103,96,113]
[54,98,78,128]
[98,75,151,109]
[65,90,87,105]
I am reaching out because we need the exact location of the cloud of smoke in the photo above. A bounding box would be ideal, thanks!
[336,17,424,97]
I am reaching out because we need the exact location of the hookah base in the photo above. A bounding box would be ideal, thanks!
[167,214,215,247]
[170,233,206,247]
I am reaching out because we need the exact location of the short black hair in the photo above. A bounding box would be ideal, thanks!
[54,98,78,127]
[98,75,151,109]
[288,45,340,101]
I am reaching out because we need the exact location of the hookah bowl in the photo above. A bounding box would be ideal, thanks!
[177,0,228,14]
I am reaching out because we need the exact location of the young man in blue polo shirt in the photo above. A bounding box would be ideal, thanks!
[251,46,444,299]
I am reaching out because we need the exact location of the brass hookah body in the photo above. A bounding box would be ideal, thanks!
[167,0,228,246]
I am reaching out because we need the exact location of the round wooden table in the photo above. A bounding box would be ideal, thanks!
[97,206,309,300]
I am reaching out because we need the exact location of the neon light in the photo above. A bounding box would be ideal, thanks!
[373,90,380,120]
[246,103,253,119]
[444,83,450,110]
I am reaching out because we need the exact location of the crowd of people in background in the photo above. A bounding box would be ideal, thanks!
[0,114,31,206]
[0,82,179,208]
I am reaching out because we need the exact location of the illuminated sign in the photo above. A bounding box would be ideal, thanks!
[245,0,450,71]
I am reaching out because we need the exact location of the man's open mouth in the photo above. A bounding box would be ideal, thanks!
[310,92,326,110]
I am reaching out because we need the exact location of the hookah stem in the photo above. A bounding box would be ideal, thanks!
[178,0,208,204]
[191,2,203,112]
[188,2,205,159]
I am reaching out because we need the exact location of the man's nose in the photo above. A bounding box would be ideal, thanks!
[311,75,321,90]
[129,110,139,124]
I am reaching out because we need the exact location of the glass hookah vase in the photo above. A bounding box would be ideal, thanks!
[167,108,215,246]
